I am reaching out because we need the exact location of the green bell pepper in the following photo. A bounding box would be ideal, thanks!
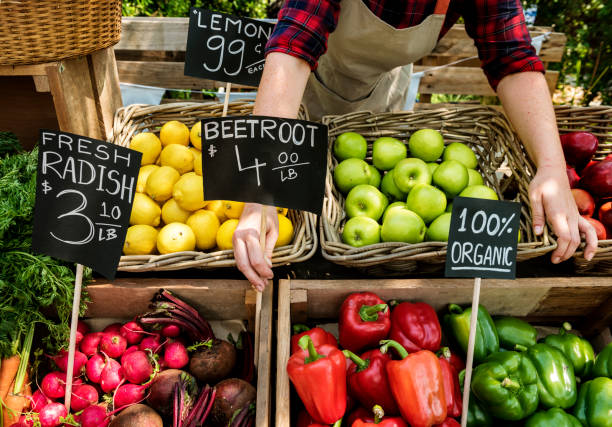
[525,408,582,427]
[542,322,595,378]
[592,342,612,378]
[444,304,499,364]
[494,316,537,350]
[573,377,612,427]
[471,350,539,420]
[460,369,493,427]
[525,343,577,409]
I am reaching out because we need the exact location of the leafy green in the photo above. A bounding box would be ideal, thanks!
[122,0,268,19]
[0,132,21,156]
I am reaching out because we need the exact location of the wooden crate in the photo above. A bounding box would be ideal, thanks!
[276,277,612,426]
[86,278,273,427]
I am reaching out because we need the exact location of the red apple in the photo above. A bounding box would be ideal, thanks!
[579,159,612,198]
[606,153,612,161]
[560,132,599,169]
[566,165,580,188]
[599,201,612,230]
[581,160,598,176]
[584,216,608,240]
[571,189,595,217]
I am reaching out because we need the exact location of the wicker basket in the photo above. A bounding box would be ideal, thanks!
[555,106,612,275]
[109,101,317,272]
[320,106,556,275]
[0,0,122,65]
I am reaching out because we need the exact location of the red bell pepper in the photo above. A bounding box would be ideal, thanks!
[437,348,462,418]
[349,406,407,427]
[439,347,465,373]
[389,301,441,353]
[434,418,460,427]
[291,325,338,354]
[339,292,390,352]
[344,349,399,415]
[381,340,447,427]
[296,410,328,427]
[287,336,347,424]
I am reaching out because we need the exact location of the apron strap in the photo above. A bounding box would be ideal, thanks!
[434,0,450,15]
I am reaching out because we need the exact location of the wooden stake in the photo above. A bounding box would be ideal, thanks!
[461,277,482,427]
[222,82,231,117]
[63,263,84,411]
[254,210,266,368]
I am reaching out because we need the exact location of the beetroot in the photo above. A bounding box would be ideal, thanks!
[139,334,162,353]
[71,384,99,412]
[38,402,68,427]
[30,389,51,412]
[86,353,106,383]
[108,404,162,427]
[210,379,256,427]
[161,324,181,338]
[104,323,123,334]
[40,372,66,399]
[113,383,148,410]
[101,358,125,393]
[120,321,145,345]
[147,369,193,417]
[122,350,154,384]
[52,349,88,375]
[81,405,109,427]
[189,339,236,384]
[80,332,104,357]
[76,321,90,345]
[100,333,128,359]
[163,342,189,369]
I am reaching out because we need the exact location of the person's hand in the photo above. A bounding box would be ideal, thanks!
[233,203,279,291]
[529,165,598,263]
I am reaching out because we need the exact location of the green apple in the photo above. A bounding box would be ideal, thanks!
[446,202,453,213]
[427,163,439,176]
[467,169,484,186]
[345,184,389,221]
[459,185,498,200]
[426,212,451,242]
[443,142,478,169]
[382,201,406,222]
[333,158,372,194]
[372,137,407,170]
[368,165,381,188]
[342,216,381,247]
[409,129,445,162]
[334,132,367,161]
[381,207,426,243]
[405,184,447,224]
[381,169,407,201]
[393,158,432,193]
[433,160,469,198]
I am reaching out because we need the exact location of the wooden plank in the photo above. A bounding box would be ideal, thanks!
[90,47,123,140]
[32,75,50,92]
[276,280,292,427]
[255,284,274,427]
[579,295,612,338]
[0,63,53,76]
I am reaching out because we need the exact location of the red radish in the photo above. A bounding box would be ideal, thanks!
[41,372,66,399]
[76,320,90,345]
[121,345,140,364]
[113,383,149,410]
[572,189,596,217]
[122,351,154,384]
[30,389,51,412]
[11,416,34,427]
[100,357,125,393]
[120,321,145,345]
[71,384,99,412]
[38,402,68,427]
[163,342,189,369]
[80,332,104,356]
[139,334,162,353]
[584,216,608,240]
[103,323,123,334]
[99,333,127,359]
[51,349,88,375]
[80,405,109,427]
[86,353,106,383]
[566,165,580,189]
[161,324,181,338]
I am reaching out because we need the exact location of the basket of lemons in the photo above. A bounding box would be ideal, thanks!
[110,101,317,272]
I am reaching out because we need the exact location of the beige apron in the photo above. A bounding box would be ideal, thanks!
[303,0,450,120]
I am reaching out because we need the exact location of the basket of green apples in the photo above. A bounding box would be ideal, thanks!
[320,106,555,275]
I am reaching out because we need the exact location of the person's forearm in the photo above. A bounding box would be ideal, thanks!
[497,72,565,170]
[253,52,311,118]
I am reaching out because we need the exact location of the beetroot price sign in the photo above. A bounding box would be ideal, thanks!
[201,116,327,214]
[32,130,141,279]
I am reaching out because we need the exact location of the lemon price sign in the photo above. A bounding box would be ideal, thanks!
[32,130,142,279]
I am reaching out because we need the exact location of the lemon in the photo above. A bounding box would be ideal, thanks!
[136,165,160,193]
[276,207,288,216]
[190,122,202,150]
[276,214,294,247]
[161,198,191,224]
[156,156,161,166]
[205,200,228,223]
[157,223,196,254]
[130,193,161,226]
[146,166,180,202]
[129,132,162,165]
[123,225,158,255]
[186,210,220,250]
[173,172,206,211]
[189,147,201,157]
[192,149,203,176]
[223,201,245,219]
[160,144,194,174]
[160,121,190,147]
[216,219,239,250]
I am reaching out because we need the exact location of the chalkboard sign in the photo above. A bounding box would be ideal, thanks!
[184,8,275,86]
[32,130,142,279]
[201,116,328,215]
[445,197,521,279]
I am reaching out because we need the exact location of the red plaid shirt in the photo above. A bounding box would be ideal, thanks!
[265,0,544,89]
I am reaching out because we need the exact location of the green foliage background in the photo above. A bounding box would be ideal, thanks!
[122,0,269,19]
